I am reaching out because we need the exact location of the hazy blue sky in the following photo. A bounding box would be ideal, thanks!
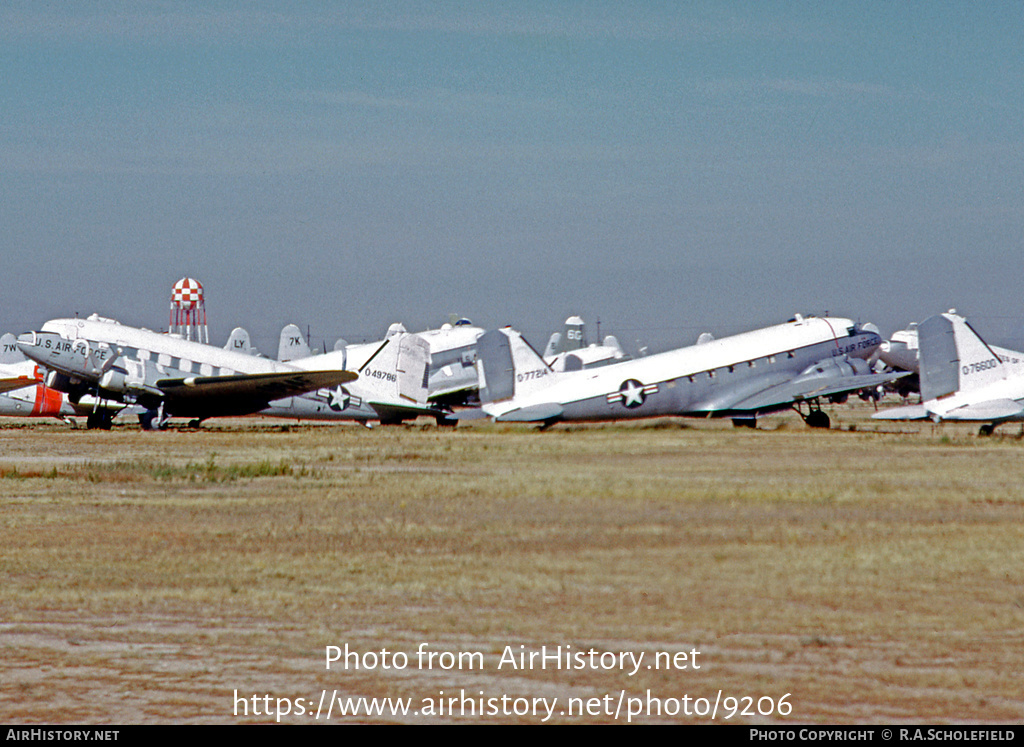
[2,2,1022,353]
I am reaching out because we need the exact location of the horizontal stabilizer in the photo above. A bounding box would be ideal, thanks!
[494,403,564,423]
[369,402,439,423]
[871,404,930,421]
[450,408,490,421]
[940,399,1024,421]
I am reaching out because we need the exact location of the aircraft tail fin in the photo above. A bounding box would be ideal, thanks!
[0,333,27,364]
[602,335,625,356]
[358,333,430,406]
[476,328,555,404]
[225,327,257,356]
[919,312,1007,401]
[543,316,587,356]
[543,332,561,358]
[278,324,311,362]
[561,316,586,351]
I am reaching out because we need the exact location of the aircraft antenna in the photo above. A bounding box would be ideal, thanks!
[170,277,209,343]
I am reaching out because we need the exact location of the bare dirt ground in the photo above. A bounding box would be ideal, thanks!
[2,402,1023,724]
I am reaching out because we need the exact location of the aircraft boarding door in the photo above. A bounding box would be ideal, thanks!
[475,330,515,403]
[397,334,430,404]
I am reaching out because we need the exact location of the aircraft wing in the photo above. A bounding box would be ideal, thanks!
[155,369,358,414]
[723,371,908,413]
[0,377,35,394]
[936,400,1024,421]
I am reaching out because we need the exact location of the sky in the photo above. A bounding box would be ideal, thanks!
[2,2,1022,355]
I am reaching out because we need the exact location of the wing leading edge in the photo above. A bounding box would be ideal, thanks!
[0,377,36,394]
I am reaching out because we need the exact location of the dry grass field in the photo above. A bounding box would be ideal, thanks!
[2,402,1023,724]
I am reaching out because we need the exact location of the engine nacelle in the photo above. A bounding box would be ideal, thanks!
[44,370,91,403]
[99,367,130,394]
[796,356,871,383]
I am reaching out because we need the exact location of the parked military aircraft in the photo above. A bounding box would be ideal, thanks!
[419,318,486,406]
[17,314,359,429]
[872,311,1024,435]
[423,315,628,406]
[262,330,446,425]
[204,320,458,425]
[543,315,628,372]
[0,333,122,425]
[469,314,903,429]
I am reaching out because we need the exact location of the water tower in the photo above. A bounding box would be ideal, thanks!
[169,277,209,343]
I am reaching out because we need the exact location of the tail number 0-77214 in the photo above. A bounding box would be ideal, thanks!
[517,369,549,383]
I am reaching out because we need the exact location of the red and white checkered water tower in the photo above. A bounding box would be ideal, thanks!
[169,277,209,343]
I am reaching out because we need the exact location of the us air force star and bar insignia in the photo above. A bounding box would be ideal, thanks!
[607,379,658,409]
[328,386,361,412]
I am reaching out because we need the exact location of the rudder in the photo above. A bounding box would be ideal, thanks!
[919,313,1005,401]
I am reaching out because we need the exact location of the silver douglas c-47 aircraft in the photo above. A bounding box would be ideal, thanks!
[470,314,903,429]
[17,314,360,429]
[873,311,1024,435]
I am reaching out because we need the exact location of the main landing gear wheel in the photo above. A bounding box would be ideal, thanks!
[731,417,757,429]
[86,409,113,430]
[979,424,996,437]
[804,410,831,429]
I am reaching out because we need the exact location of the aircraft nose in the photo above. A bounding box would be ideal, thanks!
[17,331,63,362]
